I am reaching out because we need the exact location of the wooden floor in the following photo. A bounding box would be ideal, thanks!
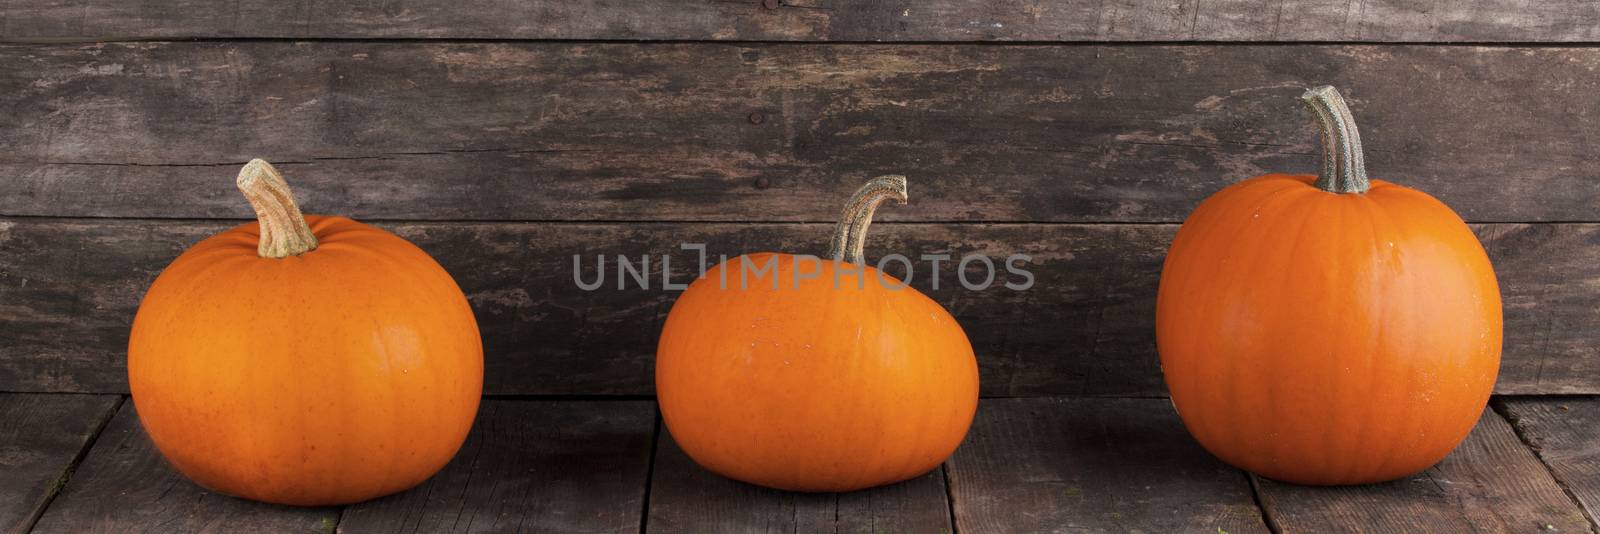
[0,394,1594,533]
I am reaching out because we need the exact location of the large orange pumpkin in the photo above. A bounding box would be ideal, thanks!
[656,176,979,492]
[1157,87,1502,485]
[128,159,482,505]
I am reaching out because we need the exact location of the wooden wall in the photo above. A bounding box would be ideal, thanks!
[3,1,1598,396]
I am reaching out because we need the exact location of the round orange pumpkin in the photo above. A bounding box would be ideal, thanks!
[656,176,979,492]
[128,160,482,505]
[1157,87,1502,485]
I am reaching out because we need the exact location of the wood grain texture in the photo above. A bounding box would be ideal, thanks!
[1483,224,1600,395]
[4,1,1600,42]
[339,400,655,534]
[28,403,341,534]
[3,218,1596,396]
[947,398,1267,532]
[5,43,1600,223]
[1498,398,1600,529]
[0,394,118,534]
[1254,409,1591,532]
[646,433,952,533]
[0,218,1165,396]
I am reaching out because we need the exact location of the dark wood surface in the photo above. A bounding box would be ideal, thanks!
[4,217,1596,397]
[1498,397,1600,528]
[28,402,342,534]
[0,394,118,534]
[947,397,1268,533]
[5,43,1600,224]
[1255,409,1592,533]
[4,1,1600,42]
[646,433,953,533]
[338,400,656,534]
[11,394,1600,532]
[4,2,1599,532]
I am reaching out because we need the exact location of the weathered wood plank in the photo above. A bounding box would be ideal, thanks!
[947,398,1267,532]
[1483,224,1600,396]
[0,218,1164,396]
[1254,409,1591,532]
[4,43,1600,223]
[339,400,655,534]
[0,393,118,534]
[1498,398,1600,528]
[2,218,1596,396]
[29,403,341,534]
[645,431,952,533]
[4,1,1599,42]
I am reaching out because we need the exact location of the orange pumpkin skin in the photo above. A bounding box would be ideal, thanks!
[1157,174,1501,485]
[128,215,482,506]
[657,253,979,492]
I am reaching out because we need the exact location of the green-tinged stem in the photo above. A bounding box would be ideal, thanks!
[236,159,318,258]
[825,175,908,265]
[1301,86,1370,194]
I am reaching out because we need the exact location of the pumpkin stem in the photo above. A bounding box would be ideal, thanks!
[826,175,908,265]
[236,159,318,258]
[1301,86,1370,194]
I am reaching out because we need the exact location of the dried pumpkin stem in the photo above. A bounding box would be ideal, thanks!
[236,159,318,258]
[826,175,908,265]
[1301,86,1370,194]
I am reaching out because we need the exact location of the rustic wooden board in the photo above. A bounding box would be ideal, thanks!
[339,400,655,534]
[646,432,952,533]
[4,1,1599,42]
[0,218,1167,396]
[1484,224,1600,396]
[3,218,1596,396]
[0,394,119,534]
[946,398,1267,532]
[1254,409,1591,532]
[28,403,341,534]
[5,43,1600,223]
[1498,398,1600,527]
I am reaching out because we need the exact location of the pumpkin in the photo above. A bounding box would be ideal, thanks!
[128,159,482,505]
[1156,87,1501,485]
[656,176,979,492]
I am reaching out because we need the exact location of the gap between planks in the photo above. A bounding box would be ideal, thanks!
[13,395,123,534]
[1491,399,1600,533]
[17,395,1600,533]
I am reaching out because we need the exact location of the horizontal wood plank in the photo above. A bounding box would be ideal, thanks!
[947,398,1268,532]
[339,400,655,534]
[4,43,1600,223]
[1497,398,1600,529]
[1,218,1595,396]
[0,218,1165,396]
[1484,224,1600,395]
[0,393,119,534]
[1254,409,1591,532]
[29,403,341,534]
[646,432,952,533]
[4,1,1600,42]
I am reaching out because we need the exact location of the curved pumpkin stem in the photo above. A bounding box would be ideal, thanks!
[236,159,318,258]
[826,175,908,265]
[1301,86,1370,194]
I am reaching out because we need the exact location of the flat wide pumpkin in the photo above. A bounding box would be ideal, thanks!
[128,160,482,505]
[1157,87,1501,485]
[656,176,979,492]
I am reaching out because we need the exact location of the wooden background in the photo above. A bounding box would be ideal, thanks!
[4,1,1600,400]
